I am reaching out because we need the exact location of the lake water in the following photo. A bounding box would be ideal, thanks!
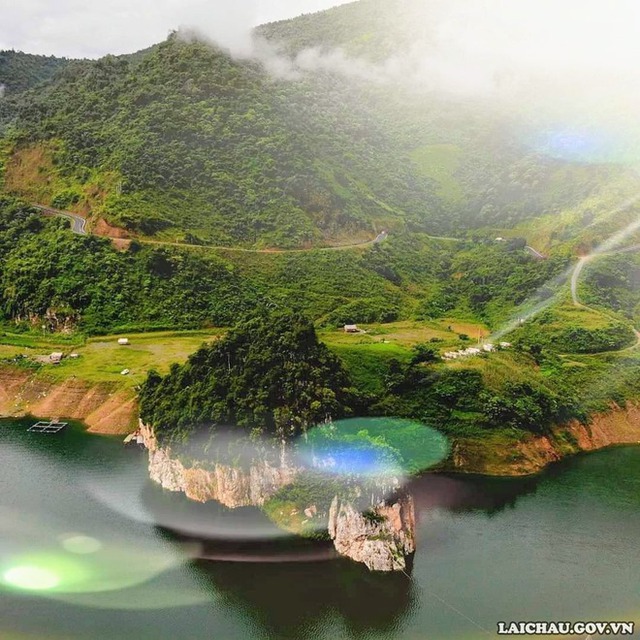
[0,418,638,639]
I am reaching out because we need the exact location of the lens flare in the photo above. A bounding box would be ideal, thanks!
[1,554,89,594]
[59,534,103,555]
[490,198,640,342]
[297,417,450,477]
[3,566,60,591]
[532,127,624,163]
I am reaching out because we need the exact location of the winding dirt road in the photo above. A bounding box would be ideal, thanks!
[570,245,640,353]
[33,201,640,354]
[34,203,394,253]
[33,204,88,235]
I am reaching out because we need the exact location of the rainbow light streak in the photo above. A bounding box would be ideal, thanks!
[491,194,640,342]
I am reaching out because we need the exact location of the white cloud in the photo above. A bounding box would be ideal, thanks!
[0,0,349,59]
[4,0,640,123]
[241,0,640,109]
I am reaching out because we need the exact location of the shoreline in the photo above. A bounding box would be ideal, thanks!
[0,366,137,435]
[2,364,639,477]
[445,402,640,477]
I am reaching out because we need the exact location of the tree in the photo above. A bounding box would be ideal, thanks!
[139,311,357,445]
[410,343,440,365]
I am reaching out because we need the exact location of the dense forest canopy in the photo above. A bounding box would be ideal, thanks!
[0,50,70,95]
[140,313,357,444]
[0,197,254,333]
[0,195,591,336]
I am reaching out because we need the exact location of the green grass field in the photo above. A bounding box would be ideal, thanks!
[0,329,224,386]
[320,319,490,393]
[409,144,464,203]
[1,308,625,397]
[319,319,489,349]
[543,303,616,330]
[0,319,491,392]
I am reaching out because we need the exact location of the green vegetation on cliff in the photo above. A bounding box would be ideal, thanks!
[139,313,357,443]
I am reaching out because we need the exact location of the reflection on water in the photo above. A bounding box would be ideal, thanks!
[198,559,415,640]
[1,418,639,639]
[409,472,540,517]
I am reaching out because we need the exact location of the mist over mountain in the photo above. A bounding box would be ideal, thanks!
[1,0,639,250]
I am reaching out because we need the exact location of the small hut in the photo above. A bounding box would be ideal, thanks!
[344,324,359,333]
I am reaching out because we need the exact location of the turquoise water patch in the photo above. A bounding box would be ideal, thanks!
[298,417,450,477]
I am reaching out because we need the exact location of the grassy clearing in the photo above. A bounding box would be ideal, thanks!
[328,342,410,394]
[410,144,464,203]
[0,331,84,350]
[0,329,224,386]
[446,351,535,391]
[320,319,488,349]
[320,319,490,393]
[499,171,640,253]
[0,319,491,392]
[547,303,614,330]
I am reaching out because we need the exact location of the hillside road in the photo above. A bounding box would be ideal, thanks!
[32,204,87,235]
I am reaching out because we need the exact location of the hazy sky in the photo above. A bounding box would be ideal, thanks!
[0,0,349,59]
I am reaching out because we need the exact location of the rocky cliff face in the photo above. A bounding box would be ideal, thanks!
[328,494,415,571]
[139,422,298,508]
[137,421,416,571]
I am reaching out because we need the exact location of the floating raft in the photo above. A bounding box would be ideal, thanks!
[28,421,68,434]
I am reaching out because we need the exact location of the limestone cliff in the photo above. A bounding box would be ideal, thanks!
[328,494,415,571]
[139,422,298,508]
[137,421,416,571]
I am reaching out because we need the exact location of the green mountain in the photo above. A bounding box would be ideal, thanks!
[0,50,70,95]
[0,0,638,336]
[0,0,639,456]
[0,0,624,248]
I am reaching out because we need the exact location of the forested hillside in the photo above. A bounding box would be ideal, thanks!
[0,195,572,335]
[1,0,639,451]
[0,0,621,248]
[0,50,69,95]
[258,0,455,60]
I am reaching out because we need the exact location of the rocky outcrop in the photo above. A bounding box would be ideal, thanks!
[139,422,299,508]
[137,421,416,571]
[14,308,79,333]
[328,494,415,571]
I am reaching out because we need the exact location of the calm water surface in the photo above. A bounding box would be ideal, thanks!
[0,418,638,639]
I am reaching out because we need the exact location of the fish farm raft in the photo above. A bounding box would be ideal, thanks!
[28,421,68,434]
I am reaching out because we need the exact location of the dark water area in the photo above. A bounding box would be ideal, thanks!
[0,418,639,639]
